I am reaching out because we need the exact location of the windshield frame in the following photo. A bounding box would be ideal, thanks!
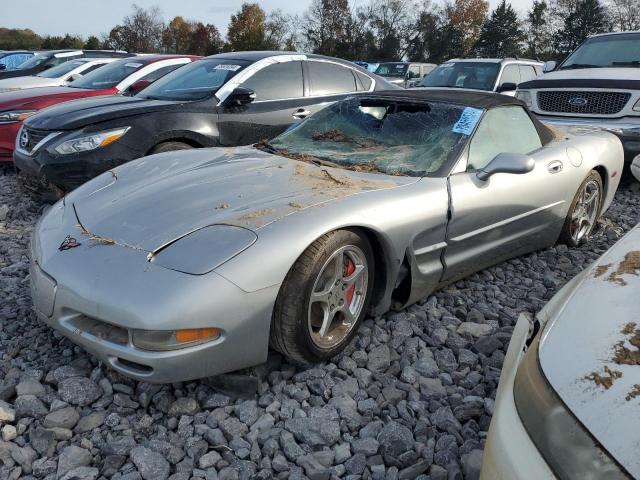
[264,95,481,178]
[559,32,640,70]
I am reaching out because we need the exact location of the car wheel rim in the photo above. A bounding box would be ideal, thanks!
[570,179,600,244]
[307,245,368,350]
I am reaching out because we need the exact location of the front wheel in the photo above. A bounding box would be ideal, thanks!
[561,170,603,247]
[150,141,193,154]
[270,230,374,364]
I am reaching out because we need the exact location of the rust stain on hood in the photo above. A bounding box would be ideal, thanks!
[606,251,640,285]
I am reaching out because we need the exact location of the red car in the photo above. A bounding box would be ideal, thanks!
[0,54,199,161]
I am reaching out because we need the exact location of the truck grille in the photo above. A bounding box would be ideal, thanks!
[20,127,53,153]
[537,91,631,115]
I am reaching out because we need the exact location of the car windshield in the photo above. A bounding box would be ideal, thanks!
[418,62,500,90]
[264,97,477,177]
[375,63,408,78]
[139,59,251,101]
[560,33,640,69]
[36,60,86,78]
[68,60,143,90]
[15,53,51,69]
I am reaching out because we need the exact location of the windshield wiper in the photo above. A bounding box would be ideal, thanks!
[611,61,640,67]
[559,63,602,70]
[254,140,280,154]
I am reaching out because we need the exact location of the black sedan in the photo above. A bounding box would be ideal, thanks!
[14,51,395,191]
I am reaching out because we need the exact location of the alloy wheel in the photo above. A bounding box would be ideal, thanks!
[570,179,601,244]
[307,245,368,349]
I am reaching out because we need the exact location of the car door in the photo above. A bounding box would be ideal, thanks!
[303,60,363,114]
[495,64,520,95]
[216,60,308,146]
[442,105,569,282]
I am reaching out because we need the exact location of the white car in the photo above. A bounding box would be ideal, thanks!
[481,224,639,479]
[0,58,117,93]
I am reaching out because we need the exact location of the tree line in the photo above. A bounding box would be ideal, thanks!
[0,0,636,63]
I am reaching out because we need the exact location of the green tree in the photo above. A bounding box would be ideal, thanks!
[84,35,101,50]
[227,3,267,51]
[525,0,553,59]
[302,0,353,57]
[553,0,610,56]
[41,34,84,49]
[0,28,42,50]
[189,23,224,56]
[474,0,524,56]
[162,16,193,53]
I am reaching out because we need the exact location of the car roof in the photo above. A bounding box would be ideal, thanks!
[202,51,373,69]
[447,58,542,64]
[112,54,197,65]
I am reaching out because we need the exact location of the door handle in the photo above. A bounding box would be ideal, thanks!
[547,160,563,174]
[292,109,310,119]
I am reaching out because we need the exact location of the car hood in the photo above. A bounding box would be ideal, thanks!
[71,146,418,252]
[26,95,181,131]
[539,224,640,477]
[520,67,640,89]
[0,86,101,111]
[0,76,59,92]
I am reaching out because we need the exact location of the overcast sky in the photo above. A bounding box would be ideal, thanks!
[4,0,534,38]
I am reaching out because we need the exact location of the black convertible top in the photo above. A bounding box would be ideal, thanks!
[357,88,556,145]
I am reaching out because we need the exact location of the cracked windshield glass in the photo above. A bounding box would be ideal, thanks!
[264,97,477,176]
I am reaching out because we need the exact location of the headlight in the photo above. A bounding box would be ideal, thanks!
[132,327,221,351]
[54,127,130,155]
[149,224,257,275]
[514,335,627,479]
[633,99,640,112]
[0,110,37,124]
[515,90,532,108]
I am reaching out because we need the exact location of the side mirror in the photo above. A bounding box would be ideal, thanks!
[127,79,152,95]
[0,64,6,71]
[222,87,256,108]
[66,73,82,83]
[476,152,535,181]
[543,61,557,73]
[497,82,517,93]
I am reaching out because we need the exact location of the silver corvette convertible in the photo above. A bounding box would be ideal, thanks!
[30,90,624,382]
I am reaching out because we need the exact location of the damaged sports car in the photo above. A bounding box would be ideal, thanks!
[30,90,624,382]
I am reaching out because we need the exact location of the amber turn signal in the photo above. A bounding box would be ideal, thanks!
[175,327,220,343]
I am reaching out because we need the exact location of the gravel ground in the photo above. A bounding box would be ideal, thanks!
[1,165,639,480]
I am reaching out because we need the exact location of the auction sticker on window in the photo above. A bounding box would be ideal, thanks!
[215,64,242,71]
[452,107,483,135]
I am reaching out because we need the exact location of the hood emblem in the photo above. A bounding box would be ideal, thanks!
[58,235,81,251]
[568,97,588,107]
[19,129,29,149]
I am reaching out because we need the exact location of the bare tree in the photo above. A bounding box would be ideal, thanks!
[104,4,164,53]
[608,0,640,30]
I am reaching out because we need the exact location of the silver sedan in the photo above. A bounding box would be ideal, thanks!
[30,90,624,382]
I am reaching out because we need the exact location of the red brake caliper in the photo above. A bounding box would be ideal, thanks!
[344,259,356,304]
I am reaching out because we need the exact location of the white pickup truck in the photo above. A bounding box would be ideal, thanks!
[515,31,640,180]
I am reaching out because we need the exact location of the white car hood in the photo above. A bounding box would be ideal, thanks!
[540,67,640,82]
[539,225,640,477]
[0,76,62,92]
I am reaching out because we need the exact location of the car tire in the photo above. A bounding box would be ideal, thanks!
[561,170,603,247]
[270,229,375,364]
[150,141,193,154]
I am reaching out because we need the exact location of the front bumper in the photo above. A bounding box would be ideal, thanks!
[535,113,640,162]
[14,140,140,191]
[480,314,555,479]
[30,216,278,383]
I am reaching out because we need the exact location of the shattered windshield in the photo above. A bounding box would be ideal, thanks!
[265,97,478,177]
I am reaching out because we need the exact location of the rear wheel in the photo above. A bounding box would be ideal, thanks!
[561,170,603,247]
[150,141,193,154]
[270,230,374,364]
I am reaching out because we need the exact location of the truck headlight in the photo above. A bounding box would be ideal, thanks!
[0,110,37,124]
[149,224,257,275]
[633,99,640,112]
[515,90,532,108]
[54,127,130,155]
[132,328,221,351]
[514,335,627,479]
